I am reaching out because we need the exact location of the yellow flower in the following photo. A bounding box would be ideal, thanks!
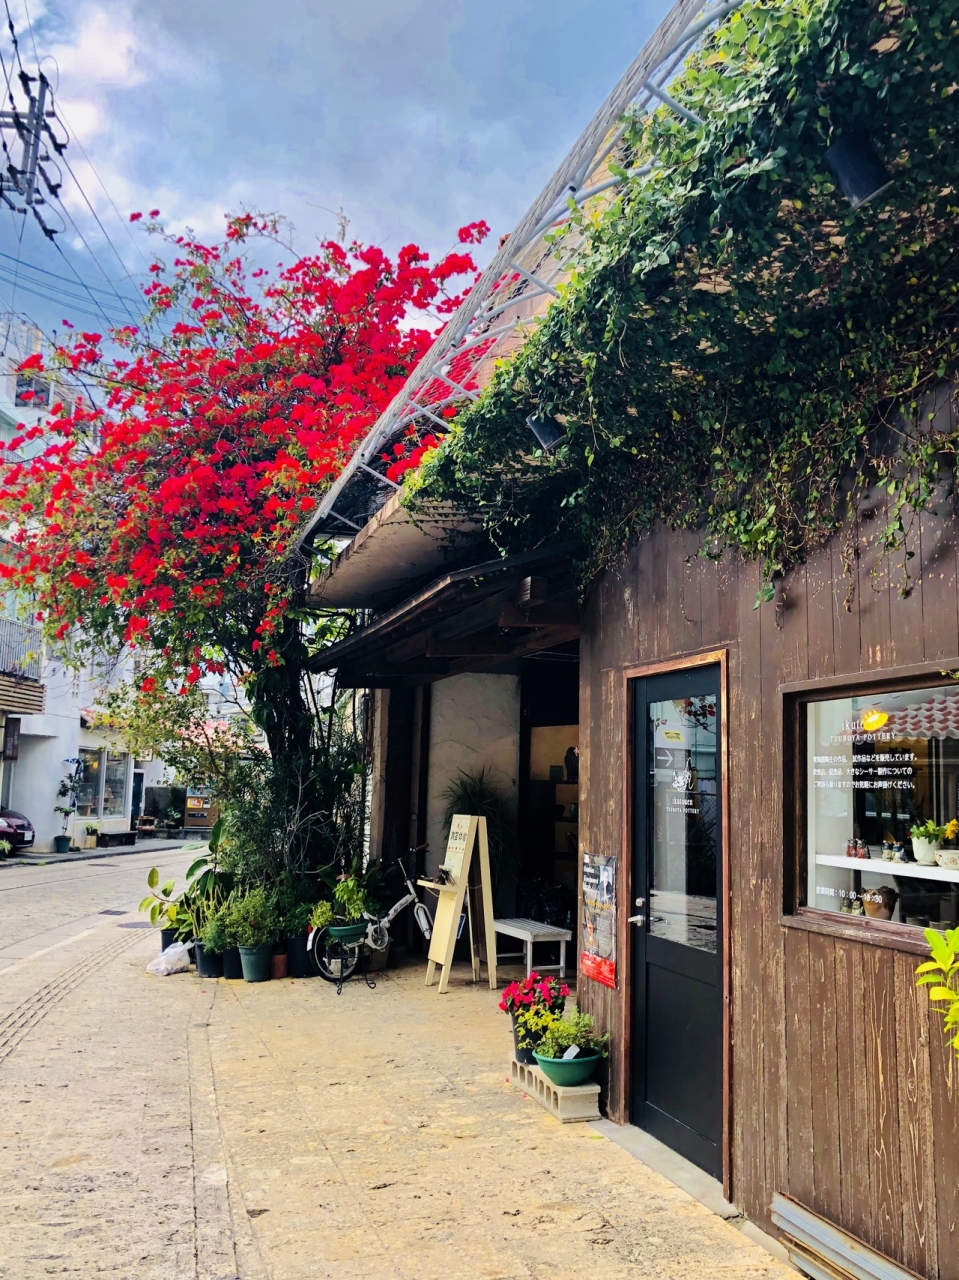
[945,819,959,841]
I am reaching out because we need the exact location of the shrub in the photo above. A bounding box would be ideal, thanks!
[225,887,279,947]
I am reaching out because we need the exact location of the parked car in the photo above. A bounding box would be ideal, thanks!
[0,808,34,848]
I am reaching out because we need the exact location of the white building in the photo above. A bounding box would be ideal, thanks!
[0,313,166,851]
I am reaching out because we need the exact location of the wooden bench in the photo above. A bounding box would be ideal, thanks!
[493,917,573,979]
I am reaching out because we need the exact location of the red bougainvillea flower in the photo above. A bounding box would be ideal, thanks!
[0,212,488,689]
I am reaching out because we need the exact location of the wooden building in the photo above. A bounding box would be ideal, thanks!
[312,474,959,1280]
[301,3,959,1275]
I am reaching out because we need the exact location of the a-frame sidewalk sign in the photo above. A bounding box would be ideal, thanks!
[418,813,497,994]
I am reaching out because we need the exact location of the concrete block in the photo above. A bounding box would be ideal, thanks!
[508,1054,601,1123]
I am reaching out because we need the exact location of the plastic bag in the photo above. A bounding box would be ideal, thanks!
[147,940,193,975]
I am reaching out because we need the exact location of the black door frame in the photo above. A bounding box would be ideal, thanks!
[622,649,731,1197]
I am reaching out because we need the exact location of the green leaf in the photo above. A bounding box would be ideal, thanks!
[925,986,958,1003]
[147,866,159,890]
[160,879,176,899]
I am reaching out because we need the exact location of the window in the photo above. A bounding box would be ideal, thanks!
[75,748,129,819]
[75,748,101,818]
[802,682,959,931]
[15,372,49,408]
[102,751,128,816]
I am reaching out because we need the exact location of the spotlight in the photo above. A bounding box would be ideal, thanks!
[824,128,894,210]
[526,414,565,451]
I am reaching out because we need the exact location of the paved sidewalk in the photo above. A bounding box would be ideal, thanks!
[0,918,794,1280]
[1,838,192,867]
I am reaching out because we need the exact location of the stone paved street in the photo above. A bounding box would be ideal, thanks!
[0,856,794,1279]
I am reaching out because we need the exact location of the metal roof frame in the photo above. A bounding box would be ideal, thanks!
[300,0,747,544]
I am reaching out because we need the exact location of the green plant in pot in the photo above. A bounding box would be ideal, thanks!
[532,1011,608,1087]
[53,758,83,853]
[282,898,315,978]
[225,887,279,982]
[326,876,368,943]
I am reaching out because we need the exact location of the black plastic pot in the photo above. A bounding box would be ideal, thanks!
[195,942,223,978]
[511,1014,537,1065]
[53,835,71,854]
[222,946,243,979]
[160,927,178,952]
[287,934,310,978]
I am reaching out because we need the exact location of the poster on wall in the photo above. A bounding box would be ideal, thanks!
[581,852,616,988]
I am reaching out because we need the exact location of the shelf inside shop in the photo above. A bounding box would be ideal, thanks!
[816,853,959,885]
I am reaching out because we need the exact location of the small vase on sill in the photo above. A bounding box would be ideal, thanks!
[912,837,941,867]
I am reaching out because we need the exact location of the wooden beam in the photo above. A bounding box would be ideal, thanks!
[498,601,579,629]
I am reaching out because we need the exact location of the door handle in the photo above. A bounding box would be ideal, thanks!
[627,913,645,926]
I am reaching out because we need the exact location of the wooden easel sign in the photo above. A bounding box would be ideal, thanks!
[418,814,497,994]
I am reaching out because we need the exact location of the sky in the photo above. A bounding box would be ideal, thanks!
[0,0,677,337]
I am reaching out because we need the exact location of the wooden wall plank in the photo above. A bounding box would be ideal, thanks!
[784,928,814,1206]
[889,511,925,668]
[834,941,874,1246]
[758,582,788,1218]
[807,932,841,1225]
[862,946,903,1260]
[731,558,765,1215]
[830,528,862,676]
[928,997,959,1280]
[917,499,959,665]
[805,542,836,682]
[857,501,894,671]
[893,952,939,1278]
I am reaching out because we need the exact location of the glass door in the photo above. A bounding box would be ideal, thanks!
[630,664,723,1178]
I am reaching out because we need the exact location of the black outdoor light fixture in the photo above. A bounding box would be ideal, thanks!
[526,413,565,451]
[824,127,894,210]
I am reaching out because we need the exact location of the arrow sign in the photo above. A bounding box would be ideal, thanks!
[655,749,677,769]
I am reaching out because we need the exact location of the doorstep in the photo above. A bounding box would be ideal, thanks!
[592,1119,799,1273]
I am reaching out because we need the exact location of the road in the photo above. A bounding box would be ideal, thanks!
[0,846,196,969]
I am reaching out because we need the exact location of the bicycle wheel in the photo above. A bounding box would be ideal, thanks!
[368,922,389,952]
[311,927,360,983]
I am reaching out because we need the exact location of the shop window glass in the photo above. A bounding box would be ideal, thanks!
[102,751,128,816]
[75,748,100,817]
[804,683,959,930]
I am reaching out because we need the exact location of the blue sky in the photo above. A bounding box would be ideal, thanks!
[0,0,676,336]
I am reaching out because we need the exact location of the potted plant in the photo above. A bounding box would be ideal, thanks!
[53,759,83,854]
[139,867,189,952]
[328,875,368,944]
[909,817,958,866]
[532,1011,609,1086]
[226,887,279,982]
[197,910,229,978]
[84,823,100,850]
[284,899,314,978]
[499,972,569,1064]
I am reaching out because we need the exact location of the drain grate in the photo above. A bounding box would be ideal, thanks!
[99,909,127,916]
[117,921,152,929]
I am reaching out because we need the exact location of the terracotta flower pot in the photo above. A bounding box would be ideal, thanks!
[271,951,288,980]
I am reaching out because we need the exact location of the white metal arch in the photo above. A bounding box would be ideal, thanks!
[301,0,747,543]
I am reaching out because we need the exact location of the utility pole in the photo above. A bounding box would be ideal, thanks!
[0,70,65,239]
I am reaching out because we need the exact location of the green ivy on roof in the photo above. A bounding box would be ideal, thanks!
[409,0,959,601]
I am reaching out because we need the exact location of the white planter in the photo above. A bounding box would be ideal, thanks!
[912,836,941,866]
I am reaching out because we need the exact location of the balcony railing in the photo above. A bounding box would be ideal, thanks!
[0,616,42,681]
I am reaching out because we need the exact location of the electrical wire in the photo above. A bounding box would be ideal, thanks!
[50,98,152,273]
[0,247,139,300]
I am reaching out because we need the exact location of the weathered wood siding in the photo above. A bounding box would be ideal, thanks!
[578,506,959,1278]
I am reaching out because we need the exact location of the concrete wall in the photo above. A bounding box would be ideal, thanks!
[425,672,520,874]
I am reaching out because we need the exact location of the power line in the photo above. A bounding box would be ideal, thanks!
[51,99,152,274]
[0,248,139,299]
